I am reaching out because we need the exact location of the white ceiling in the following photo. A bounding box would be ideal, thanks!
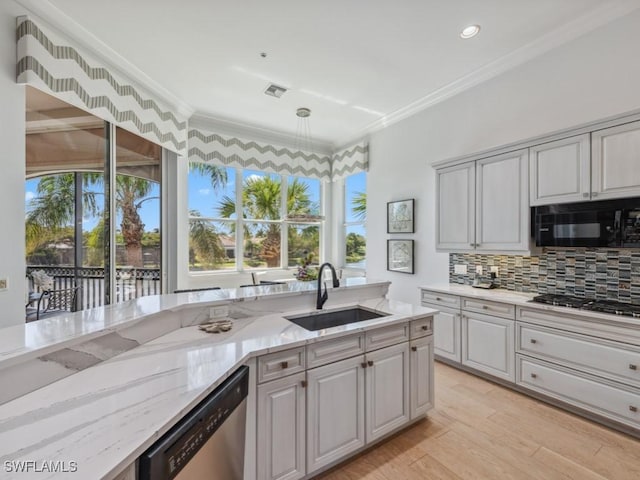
[22,0,640,148]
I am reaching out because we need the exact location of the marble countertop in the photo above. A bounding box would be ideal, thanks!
[0,283,436,479]
[419,283,640,327]
[0,277,379,370]
[419,283,537,305]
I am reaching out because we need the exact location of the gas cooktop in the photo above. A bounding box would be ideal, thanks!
[531,294,640,318]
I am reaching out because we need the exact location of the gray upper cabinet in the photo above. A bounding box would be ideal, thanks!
[475,150,529,251]
[436,149,530,253]
[436,161,475,251]
[529,134,591,206]
[592,121,640,200]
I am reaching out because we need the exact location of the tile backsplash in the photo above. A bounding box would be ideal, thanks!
[449,248,640,304]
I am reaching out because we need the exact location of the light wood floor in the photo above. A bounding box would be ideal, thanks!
[314,362,640,480]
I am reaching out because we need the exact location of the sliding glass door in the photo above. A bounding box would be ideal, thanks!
[25,87,163,316]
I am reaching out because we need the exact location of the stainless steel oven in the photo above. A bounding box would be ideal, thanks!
[534,198,640,248]
[138,366,249,480]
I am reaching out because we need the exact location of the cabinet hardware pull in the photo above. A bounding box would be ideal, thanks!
[530,373,537,379]
[421,325,429,331]
[630,364,638,370]
[368,360,374,367]
[592,192,598,197]
[630,405,638,413]
[436,297,442,301]
[280,361,289,369]
[301,380,307,388]
[482,305,489,309]
[470,243,475,247]
[530,339,537,344]
[583,193,589,198]
[411,346,418,352]
[361,362,367,369]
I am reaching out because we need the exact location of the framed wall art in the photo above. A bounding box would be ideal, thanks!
[387,199,414,233]
[387,239,414,274]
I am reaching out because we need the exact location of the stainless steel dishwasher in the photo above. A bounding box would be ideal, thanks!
[138,366,249,480]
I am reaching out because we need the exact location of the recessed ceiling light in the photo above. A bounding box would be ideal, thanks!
[460,25,481,39]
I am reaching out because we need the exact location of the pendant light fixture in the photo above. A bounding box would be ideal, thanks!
[287,107,324,223]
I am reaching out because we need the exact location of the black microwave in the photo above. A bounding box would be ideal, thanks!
[534,198,640,248]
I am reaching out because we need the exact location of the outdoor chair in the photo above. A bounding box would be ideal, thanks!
[26,286,80,322]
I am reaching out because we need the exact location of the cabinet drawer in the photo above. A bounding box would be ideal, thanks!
[365,323,409,352]
[462,298,515,319]
[517,355,640,429]
[410,317,433,339]
[517,324,640,388]
[307,333,365,369]
[420,290,460,309]
[258,347,306,384]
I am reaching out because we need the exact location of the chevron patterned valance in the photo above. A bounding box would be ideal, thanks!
[16,16,188,155]
[188,128,333,181]
[331,142,369,181]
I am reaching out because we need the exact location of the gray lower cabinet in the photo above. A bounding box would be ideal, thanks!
[461,311,515,382]
[424,303,461,362]
[257,372,306,480]
[421,286,640,434]
[365,342,410,443]
[517,355,640,429]
[306,355,365,473]
[256,319,434,479]
[410,335,434,419]
[516,306,640,431]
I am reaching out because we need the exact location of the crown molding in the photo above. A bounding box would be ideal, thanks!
[189,113,335,155]
[335,0,640,147]
[15,0,195,118]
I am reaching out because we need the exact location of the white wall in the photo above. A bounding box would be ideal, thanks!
[0,1,27,327]
[366,10,640,304]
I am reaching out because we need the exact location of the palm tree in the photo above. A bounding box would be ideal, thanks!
[188,210,226,269]
[189,162,228,192]
[188,162,230,267]
[26,172,159,268]
[26,173,100,257]
[115,176,154,267]
[352,191,367,221]
[218,176,311,267]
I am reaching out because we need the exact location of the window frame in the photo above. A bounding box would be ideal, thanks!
[187,165,324,273]
[342,171,367,271]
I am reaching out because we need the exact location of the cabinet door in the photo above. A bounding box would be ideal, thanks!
[410,336,434,420]
[257,373,306,480]
[592,121,640,200]
[365,342,410,442]
[306,356,365,472]
[436,162,475,251]
[432,307,461,363]
[529,134,591,206]
[476,149,529,252]
[461,312,515,381]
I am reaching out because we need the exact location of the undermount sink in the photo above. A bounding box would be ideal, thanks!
[285,307,388,331]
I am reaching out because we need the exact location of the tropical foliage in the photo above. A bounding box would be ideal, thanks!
[26,172,160,268]
[218,175,314,268]
[351,191,367,221]
[188,210,226,269]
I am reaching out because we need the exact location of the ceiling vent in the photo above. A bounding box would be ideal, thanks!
[264,84,287,98]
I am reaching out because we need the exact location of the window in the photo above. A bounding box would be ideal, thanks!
[25,87,163,314]
[188,165,322,272]
[344,172,366,269]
